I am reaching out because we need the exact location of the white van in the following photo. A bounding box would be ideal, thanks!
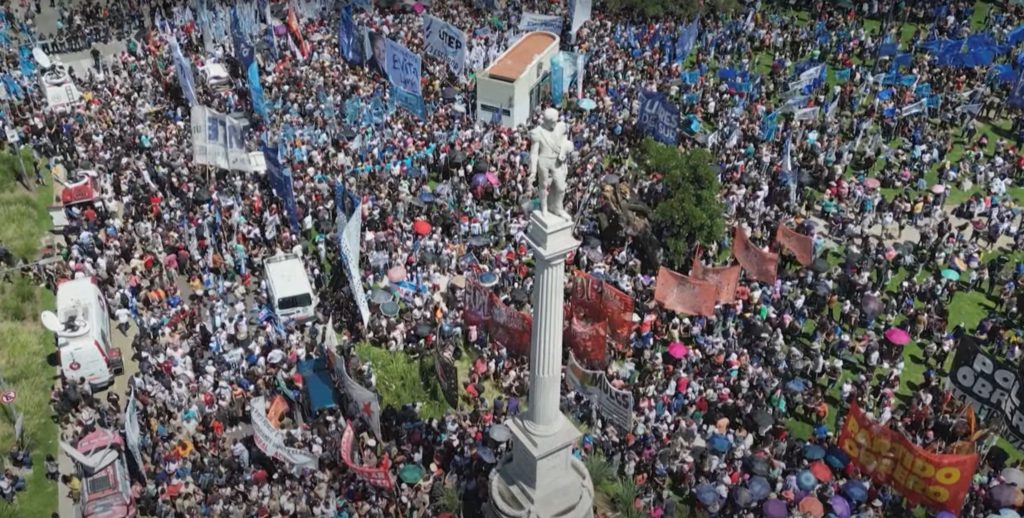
[42,277,124,390]
[264,253,318,323]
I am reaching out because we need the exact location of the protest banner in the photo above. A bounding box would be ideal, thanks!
[338,4,364,65]
[434,343,460,409]
[774,224,814,266]
[654,267,717,317]
[263,143,300,232]
[948,335,1024,448]
[570,271,634,346]
[462,279,491,328]
[340,424,393,490]
[191,105,257,172]
[638,90,680,145]
[488,293,532,357]
[568,0,592,40]
[566,352,634,430]
[566,314,607,367]
[838,403,977,514]
[251,397,320,472]
[335,184,370,326]
[124,388,144,480]
[231,7,268,121]
[285,8,311,59]
[519,12,563,33]
[422,15,467,75]
[384,38,422,95]
[690,259,741,305]
[732,227,779,283]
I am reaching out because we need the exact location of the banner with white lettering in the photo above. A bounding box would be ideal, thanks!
[384,38,422,96]
[335,184,370,326]
[569,0,592,40]
[519,12,562,33]
[250,396,320,472]
[191,105,259,172]
[638,90,680,145]
[948,336,1024,449]
[566,352,634,430]
[422,15,467,75]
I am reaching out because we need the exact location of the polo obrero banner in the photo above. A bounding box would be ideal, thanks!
[838,403,977,515]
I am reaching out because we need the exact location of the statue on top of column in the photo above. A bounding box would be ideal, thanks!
[529,108,574,221]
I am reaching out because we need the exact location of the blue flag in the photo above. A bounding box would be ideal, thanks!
[168,35,197,106]
[676,19,699,63]
[260,0,278,61]
[638,90,680,145]
[1,74,22,99]
[1009,70,1024,108]
[231,8,269,122]
[264,143,300,232]
[18,46,34,77]
[834,68,851,83]
[338,4,363,65]
[681,69,701,85]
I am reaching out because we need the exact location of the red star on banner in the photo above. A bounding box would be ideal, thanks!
[362,402,373,417]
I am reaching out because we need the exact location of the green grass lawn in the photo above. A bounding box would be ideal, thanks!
[0,147,57,518]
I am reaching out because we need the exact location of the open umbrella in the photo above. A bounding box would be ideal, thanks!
[399,464,425,484]
[371,288,394,305]
[485,171,500,187]
[861,294,884,319]
[388,266,408,283]
[667,342,689,359]
[809,258,830,273]
[798,496,824,518]
[415,322,433,338]
[931,183,946,194]
[803,444,826,460]
[578,98,597,111]
[829,495,851,518]
[380,301,400,317]
[884,328,911,345]
[695,483,722,507]
[994,510,1022,518]
[785,379,809,393]
[747,476,771,501]
[841,480,868,502]
[797,470,818,491]
[413,219,432,236]
[824,446,850,470]
[732,486,755,508]
[763,499,788,518]
[751,410,774,435]
[489,424,511,443]
[1002,467,1024,486]
[863,177,881,189]
[476,446,496,464]
[419,191,436,204]
[479,272,499,287]
[510,288,529,304]
[708,434,732,454]
[991,484,1024,508]
[441,87,457,101]
[809,461,832,482]
[941,268,961,281]
[744,456,770,477]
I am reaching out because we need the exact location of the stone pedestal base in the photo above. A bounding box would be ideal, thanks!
[487,413,594,518]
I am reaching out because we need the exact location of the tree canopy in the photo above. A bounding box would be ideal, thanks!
[644,139,725,267]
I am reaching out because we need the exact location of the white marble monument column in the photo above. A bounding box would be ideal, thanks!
[488,211,594,518]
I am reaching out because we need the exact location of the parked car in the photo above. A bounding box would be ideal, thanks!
[75,428,136,518]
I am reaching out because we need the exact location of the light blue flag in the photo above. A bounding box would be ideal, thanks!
[232,7,269,121]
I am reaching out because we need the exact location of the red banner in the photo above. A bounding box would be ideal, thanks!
[775,224,814,266]
[732,227,779,283]
[566,314,607,367]
[838,403,977,515]
[488,293,532,358]
[340,425,393,490]
[462,280,491,328]
[654,267,717,317]
[570,271,635,346]
[286,9,312,59]
[691,260,741,305]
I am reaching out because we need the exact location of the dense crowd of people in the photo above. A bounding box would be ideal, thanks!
[2,0,1024,516]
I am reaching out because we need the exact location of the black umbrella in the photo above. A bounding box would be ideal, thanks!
[450,150,467,166]
[809,258,830,273]
[341,125,358,140]
[583,236,602,249]
[415,322,433,338]
[371,288,393,305]
[744,455,771,477]
[750,410,774,436]
[510,289,529,304]
[861,293,883,316]
[814,281,831,296]
[845,251,863,264]
[473,159,490,173]
[441,87,457,101]
[799,171,814,186]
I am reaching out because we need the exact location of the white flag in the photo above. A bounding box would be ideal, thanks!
[794,106,820,121]
[826,94,840,119]
[799,64,823,82]
[899,99,927,117]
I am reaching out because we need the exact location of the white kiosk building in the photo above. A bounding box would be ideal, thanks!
[476,32,559,128]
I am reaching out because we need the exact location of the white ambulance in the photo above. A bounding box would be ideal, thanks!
[264,253,318,323]
[41,277,124,390]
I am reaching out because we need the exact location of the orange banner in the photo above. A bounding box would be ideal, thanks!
[691,260,741,305]
[732,227,779,283]
[566,314,607,367]
[775,224,814,266]
[838,403,977,515]
[654,267,717,317]
[286,9,312,59]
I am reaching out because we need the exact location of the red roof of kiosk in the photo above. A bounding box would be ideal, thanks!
[61,176,99,205]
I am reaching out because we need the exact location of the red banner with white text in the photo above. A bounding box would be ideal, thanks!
[488,293,532,358]
[566,314,608,367]
[340,425,393,490]
[462,280,491,328]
